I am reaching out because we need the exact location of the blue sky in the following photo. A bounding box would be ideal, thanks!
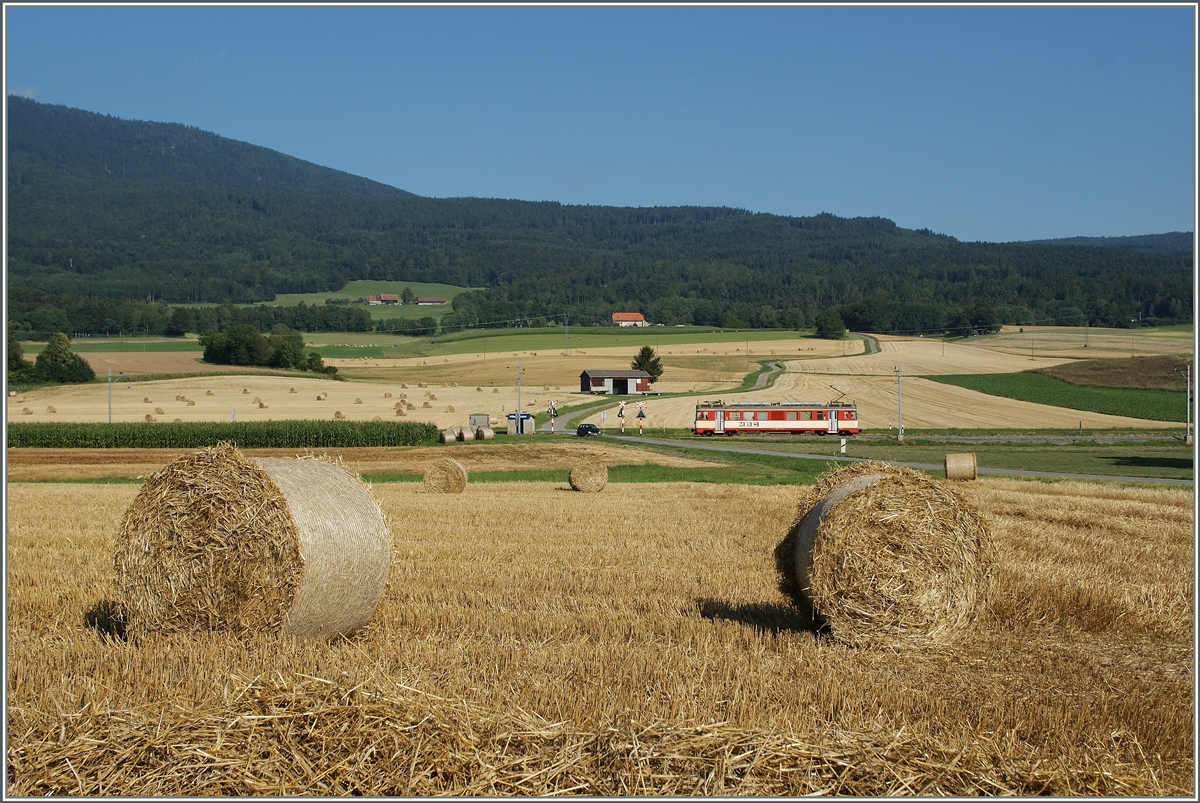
[5,4,1195,242]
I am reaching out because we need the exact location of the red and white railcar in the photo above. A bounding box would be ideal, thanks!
[693,400,860,436]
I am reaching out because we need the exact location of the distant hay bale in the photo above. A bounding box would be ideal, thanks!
[451,382,458,387]
[317,393,327,401]
[290,388,297,394]
[173,418,183,423]
[187,400,196,406]
[154,407,164,415]
[7,391,15,397]
[423,457,467,493]
[476,386,483,392]
[406,403,416,410]
[334,411,345,420]
[372,415,381,421]
[206,390,215,396]
[258,402,269,409]
[112,443,389,639]
[400,383,408,389]
[354,398,363,404]
[144,414,156,422]
[22,407,32,415]
[422,401,431,408]
[457,427,475,442]
[446,405,455,413]
[492,388,500,394]
[944,453,978,481]
[774,462,995,648]
[143,397,152,404]
[543,385,550,391]
[46,406,56,413]
[175,395,186,402]
[395,402,404,409]
[243,388,250,395]
[569,459,608,493]
[429,394,437,401]
[475,426,495,441]
[253,397,261,405]
[418,382,428,388]
[384,392,392,398]
[395,408,407,416]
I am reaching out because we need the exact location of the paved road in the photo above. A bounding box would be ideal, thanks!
[752,362,782,389]
[604,435,1194,487]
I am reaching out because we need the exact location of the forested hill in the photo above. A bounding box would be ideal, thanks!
[1026,232,1193,260]
[6,96,1193,337]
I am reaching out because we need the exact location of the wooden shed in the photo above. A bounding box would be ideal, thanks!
[580,369,652,395]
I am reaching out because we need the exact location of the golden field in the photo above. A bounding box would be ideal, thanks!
[4,448,1193,795]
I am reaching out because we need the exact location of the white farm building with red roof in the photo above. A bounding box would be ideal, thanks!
[612,312,648,327]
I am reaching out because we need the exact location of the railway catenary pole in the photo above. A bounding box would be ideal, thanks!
[516,361,523,434]
[895,365,904,443]
[107,366,112,423]
[1177,364,1192,446]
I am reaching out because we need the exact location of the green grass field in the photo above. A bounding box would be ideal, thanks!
[926,372,1188,422]
[20,339,202,354]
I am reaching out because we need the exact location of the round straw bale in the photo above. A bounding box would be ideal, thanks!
[446,405,455,413]
[475,426,495,441]
[774,462,994,647]
[7,391,14,397]
[418,382,427,388]
[173,418,182,423]
[176,395,185,402]
[429,394,437,401]
[243,388,250,394]
[439,429,457,444]
[423,457,467,493]
[112,443,390,638]
[334,410,345,420]
[477,386,483,392]
[206,390,215,396]
[400,383,408,389]
[253,397,261,404]
[493,387,500,393]
[422,401,432,408]
[384,392,392,398]
[944,453,978,481]
[154,407,164,415]
[290,388,297,394]
[395,408,406,416]
[46,406,56,413]
[569,459,608,493]
[317,393,327,401]
[457,426,475,442]
[372,415,381,421]
[258,402,269,409]
[187,400,196,406]
[143,397,152,403]
[406,403,416,410]
[354,398,363,404]
[144,414,155,422]
[22,407,32,415]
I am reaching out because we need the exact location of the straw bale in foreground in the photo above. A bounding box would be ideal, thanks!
[439,429,458,444]
[569,459,608,493]
[112,443,390,639]
[476,426,495,441]
[457,426,474,442]
[423,457,467,493]
[775,462,994,647]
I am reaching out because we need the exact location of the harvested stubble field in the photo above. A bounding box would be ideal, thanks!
[5,463,1193,795]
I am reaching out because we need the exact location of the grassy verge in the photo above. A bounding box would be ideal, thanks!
[926,373,1187,422]
[622,435,1193,481]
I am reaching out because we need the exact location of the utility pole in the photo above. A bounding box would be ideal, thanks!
[107,366,112,423]
[564,311,569,356]
[895,365,904,443]
[516,361,524,434]
[1177,364,1192,446]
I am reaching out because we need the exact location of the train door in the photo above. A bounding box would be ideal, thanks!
[715,409,725,434]
[827,410,838,434]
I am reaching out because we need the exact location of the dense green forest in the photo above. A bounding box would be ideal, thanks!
[6,96,1193,339]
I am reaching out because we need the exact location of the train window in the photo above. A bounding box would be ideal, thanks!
[800,411,811,421]
[786,411,797,421]
[847,411,856,420]
[728,411,740,421]
[816,411,825,420]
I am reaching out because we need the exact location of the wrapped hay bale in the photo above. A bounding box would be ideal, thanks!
[112,444,389,639]
[458,426,475,442]
[774,462,994,647]
[569,459,608,493]
[475,426,495,441]
[944,453,978,481]
[423,457,467,493]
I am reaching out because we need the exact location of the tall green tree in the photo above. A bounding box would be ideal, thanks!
[814,309,847,339]
[631,345,664,383]
[8,327,35,382]
[33,332,95,384]
[401,286,416,305]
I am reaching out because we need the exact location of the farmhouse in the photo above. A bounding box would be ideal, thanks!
[380,293,399,304]
[580,369,652,395]
[417,297,448,306]
[612,312,648,327]
[366,295,381,305]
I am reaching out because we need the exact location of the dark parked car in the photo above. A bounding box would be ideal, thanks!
[576,423,602,437]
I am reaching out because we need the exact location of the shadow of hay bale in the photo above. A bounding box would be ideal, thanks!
[84,600,129,642]
[697,598,827,636]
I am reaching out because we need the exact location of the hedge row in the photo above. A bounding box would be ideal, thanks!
[7,420,441,449]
